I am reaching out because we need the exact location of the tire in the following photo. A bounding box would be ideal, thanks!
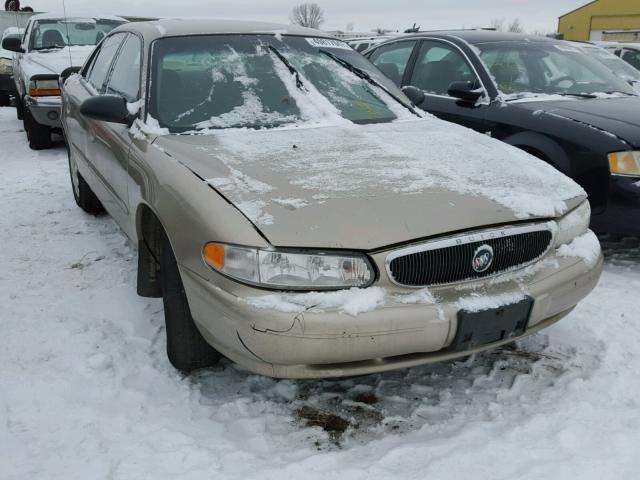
[67,144,104,213]
[15,95,24,120]
[0,94,10,107]
[160,232,221,372]
[23,107,51,150]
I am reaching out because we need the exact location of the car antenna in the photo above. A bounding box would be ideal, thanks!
[61,0,73,68]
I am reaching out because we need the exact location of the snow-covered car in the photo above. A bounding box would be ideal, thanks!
[1,13,125,149]
[574,42,640,93]
[0,26,22,105]
[346,36,393,53]
[61,19,603,378]
[600,42,640,72]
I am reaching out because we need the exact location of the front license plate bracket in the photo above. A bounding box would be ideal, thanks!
[449,296,534,352]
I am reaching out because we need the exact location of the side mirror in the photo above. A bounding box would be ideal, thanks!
[448,81,484,103]
[2,36,24,53]
[80,95,131,125]
[401,85,425,106]
[60,66,81,86]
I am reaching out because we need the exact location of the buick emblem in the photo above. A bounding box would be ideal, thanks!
[472,245,494,273]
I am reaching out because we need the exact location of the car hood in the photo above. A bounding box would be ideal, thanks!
[155,118,585,250]
[515,97,640,147]
[25,45,95,76]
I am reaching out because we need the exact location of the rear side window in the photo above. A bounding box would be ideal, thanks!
[623,49,640,70]
[410,41,477,96]
[368,41,416,85]
[105,34,142,101]
[85,33,126,91]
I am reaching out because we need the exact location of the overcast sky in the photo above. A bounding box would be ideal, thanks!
[27,0,588,34]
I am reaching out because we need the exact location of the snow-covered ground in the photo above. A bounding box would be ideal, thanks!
[1,106,639,479]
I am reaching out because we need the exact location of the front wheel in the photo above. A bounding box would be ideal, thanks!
[15,94,24,120]
[0,94,10,107]
[23,107,51,150]
[160,232,221,372]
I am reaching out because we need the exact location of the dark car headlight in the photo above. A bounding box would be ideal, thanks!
[0,58,12,75]
[609,151,640,176]
[203,243,375,290]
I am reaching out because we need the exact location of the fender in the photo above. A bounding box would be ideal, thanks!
[502,131,570,173]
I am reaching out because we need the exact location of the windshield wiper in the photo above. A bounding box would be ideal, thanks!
[318,49,421,117]
[555,92,598,99]
[267,45,305,90]
[602,90,637,96]
[33,45,65,51]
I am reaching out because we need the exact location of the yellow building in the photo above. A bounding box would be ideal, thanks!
[558,0,640,42]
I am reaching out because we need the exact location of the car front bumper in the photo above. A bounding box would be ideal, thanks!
[24,95,62,127]
[591,175,640,236]
[180,243,603,379]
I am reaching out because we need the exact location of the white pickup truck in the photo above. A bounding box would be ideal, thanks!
[2,13,125,149]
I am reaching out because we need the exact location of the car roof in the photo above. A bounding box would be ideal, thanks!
[115,18,333,41]
[378,29,560,46]
[28,13,127,23]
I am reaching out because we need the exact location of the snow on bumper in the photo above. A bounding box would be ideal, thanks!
[180,247,603,378]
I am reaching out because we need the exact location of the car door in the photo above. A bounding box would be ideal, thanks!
[97,33,143,229]
[77,32,128,218]
[403,39,489,132]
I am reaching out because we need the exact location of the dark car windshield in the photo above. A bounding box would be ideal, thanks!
[476,41,637,99]
[149,35,413,132]
[30,19,124,50]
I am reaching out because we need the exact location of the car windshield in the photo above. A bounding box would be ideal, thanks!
[476,41,637,99]
[149,34,414,132]
[30,19,124,50]
[582,45,640,86]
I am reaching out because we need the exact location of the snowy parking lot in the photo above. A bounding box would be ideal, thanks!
[1,105,639,479]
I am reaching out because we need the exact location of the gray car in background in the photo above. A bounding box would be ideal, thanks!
[0,26,22,105]
[61,19,602,378]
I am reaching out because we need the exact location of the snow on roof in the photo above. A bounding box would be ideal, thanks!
[28,13,127,22]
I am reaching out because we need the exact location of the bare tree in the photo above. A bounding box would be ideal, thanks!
[508,18,524,33]
[290,3,325,29]
[346,22,354,32]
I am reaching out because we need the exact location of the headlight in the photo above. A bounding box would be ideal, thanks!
[608,151,640,176]
[203,243,375,290]
[28,78,61,97]
[0,58,12,75]
[554,201,591,248]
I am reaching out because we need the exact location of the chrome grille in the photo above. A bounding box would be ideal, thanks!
[386,224,553,287]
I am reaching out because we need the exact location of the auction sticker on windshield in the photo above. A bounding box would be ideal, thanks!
[305,37,351,50]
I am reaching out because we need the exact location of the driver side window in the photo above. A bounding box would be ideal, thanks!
[105,34,142,102]
[410,41,478,96]
[85,33,126,92]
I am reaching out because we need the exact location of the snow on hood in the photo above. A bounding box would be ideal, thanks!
[25,45,95,75]
[155,117,585,249]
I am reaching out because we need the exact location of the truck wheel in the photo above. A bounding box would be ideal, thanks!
[15,95,24,120]
[67,144,104,214]
[0,94,10,106]
[24,107,51,150]
[160,232,221,373]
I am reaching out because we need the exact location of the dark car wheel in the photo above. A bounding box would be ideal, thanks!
[0,94,10,106]
[15,95,24,120]
[160,232,221,373]
[24,107,51,150]
[67,145,104,213]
